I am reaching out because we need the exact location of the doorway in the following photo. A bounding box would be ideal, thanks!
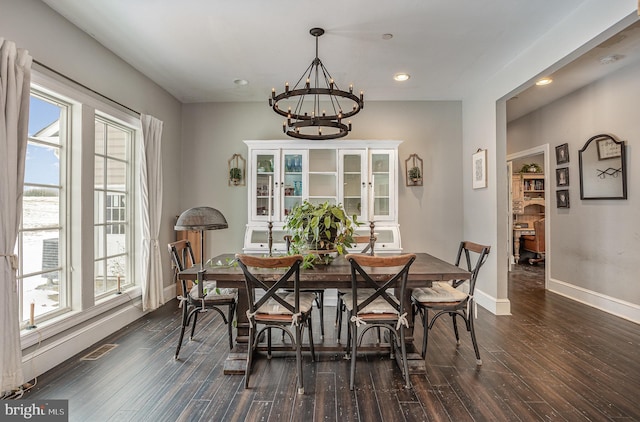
[507,145,549,290]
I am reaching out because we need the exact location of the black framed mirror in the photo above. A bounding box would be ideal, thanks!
[578,134,627,200]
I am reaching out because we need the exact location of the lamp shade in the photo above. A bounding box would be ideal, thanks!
[174,207,228,231]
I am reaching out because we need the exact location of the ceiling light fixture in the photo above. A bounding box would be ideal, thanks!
[535,77,553,86]
[269,27,364,140]
[394,73,410,82]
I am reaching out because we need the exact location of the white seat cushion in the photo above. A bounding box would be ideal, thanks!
[189,281,236,301]
[412,282,468,303]
[343,290,399,314]
[256,292,316,315]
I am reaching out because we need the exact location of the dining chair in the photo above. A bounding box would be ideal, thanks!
[411,241,490,365]
[235,253,316,395]
[335,235,376,342]
[284,234,326,339]
[168,240,237,359]
[344,253,416,390]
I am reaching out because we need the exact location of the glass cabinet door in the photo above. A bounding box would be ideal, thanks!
[340,151,366,220]
[281,151,306,218]
[370,151,395,221]
[253,151,276,221]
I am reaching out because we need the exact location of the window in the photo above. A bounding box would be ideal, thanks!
[94,117,133,297]
[18,74,140,332]
[17,92,68,323]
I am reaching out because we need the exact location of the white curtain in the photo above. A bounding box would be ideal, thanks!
[140,114,164,311]
[0,39,32,393]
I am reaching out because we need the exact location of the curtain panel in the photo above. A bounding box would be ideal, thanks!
[140,114,164,311]
[0,38,32,394]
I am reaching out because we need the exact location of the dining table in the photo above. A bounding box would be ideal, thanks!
[179,252,471,375]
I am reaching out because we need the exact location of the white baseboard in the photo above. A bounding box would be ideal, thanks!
[22,302,146,382]
[474,288,512,315]
[548,278,640,324]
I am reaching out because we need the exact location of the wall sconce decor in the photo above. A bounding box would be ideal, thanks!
[405,153,423,186]
[228,153,246,186]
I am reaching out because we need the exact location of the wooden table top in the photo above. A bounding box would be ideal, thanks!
[179,252,470,288]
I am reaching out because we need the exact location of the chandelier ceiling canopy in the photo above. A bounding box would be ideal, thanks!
[269,28,364,140]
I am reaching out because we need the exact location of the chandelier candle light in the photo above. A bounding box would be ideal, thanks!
[269,27,364,140]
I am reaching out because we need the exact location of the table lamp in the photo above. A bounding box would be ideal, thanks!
[174,206,228,268]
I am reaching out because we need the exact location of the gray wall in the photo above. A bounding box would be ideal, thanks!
[180,101,464,261]
[508,59,640,310]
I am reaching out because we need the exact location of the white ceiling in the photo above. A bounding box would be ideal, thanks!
[41,0,639,120]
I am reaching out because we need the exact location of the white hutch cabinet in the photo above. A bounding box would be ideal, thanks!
[243,140,402,254]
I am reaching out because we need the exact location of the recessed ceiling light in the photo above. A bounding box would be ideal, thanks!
[535,77,553,86]
[599,54,624,65]
[233,79,248,86]
[394,73,410,82]
[382,33,393,40]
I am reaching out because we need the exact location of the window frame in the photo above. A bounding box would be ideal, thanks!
[20,70,143,342]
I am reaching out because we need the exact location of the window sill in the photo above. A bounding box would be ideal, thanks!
[21,286,142,349]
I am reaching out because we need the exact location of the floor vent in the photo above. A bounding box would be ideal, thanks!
[80,344,118,361]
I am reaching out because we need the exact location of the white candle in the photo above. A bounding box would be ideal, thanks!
[29,301,35,326]
[267,175,272,220]
[117,275,121,292]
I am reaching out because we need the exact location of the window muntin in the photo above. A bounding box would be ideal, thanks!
[94,118,132,297]
[18,93,68,323]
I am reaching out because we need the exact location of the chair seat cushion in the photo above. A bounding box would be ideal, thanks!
[412,282,468,303]
[256,292,316,315]
[189,281,237,301]
[343,290,399,314]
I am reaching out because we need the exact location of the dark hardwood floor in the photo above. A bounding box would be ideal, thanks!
[23,264,640,421]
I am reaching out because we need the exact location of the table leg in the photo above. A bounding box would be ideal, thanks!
[223,287,249,374]
[514,233,521,263]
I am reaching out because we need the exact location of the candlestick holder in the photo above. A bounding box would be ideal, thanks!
[26,324,37,330]
[268,221,274,257]
[368,220,376,256]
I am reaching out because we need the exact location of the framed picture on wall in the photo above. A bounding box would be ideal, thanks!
[555,143,569,164]
[556,189,570,208]
[556,167,569,187]
[472,149,487,189]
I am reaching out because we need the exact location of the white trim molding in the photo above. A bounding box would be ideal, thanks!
[548,278,640,324]
[475,288,511,316]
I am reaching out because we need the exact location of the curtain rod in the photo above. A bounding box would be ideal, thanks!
[33,59,141,117]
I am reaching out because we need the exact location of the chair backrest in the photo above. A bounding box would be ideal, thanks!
[452,241,491,294]
[345,253,416,316]
[168,240,197,296]
[235,254,304,315]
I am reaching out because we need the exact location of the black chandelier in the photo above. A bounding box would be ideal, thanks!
[269,28,364,140]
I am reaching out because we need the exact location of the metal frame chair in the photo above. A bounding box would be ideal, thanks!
[335,235,376,342]
[168,240,237,359]
[411,241,490,365]
[344,253,416,390]
[235,254,316,395]
[284,234,326,339]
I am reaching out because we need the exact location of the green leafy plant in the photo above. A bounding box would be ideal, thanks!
[520,163,542,173]
[284,200,360,268]
[408,166,422,180]
[229,167,242,182]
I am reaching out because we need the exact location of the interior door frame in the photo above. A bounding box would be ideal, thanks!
[507,144,550,290]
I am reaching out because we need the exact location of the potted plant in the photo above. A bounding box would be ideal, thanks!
[520,163,542,173]
[229,167,242,184]
[284,200,360,267]
[408,166,422,183]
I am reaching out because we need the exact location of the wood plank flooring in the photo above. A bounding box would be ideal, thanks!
[23,264,640,421]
